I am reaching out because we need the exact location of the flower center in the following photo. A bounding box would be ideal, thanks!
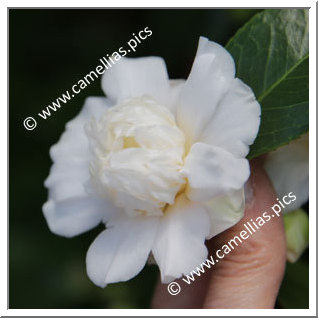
[86,96,186,217]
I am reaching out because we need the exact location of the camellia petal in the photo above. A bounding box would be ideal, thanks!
[45,97,111,202]
[43,97,117,237]
[264,133,309,213]
[184,142,250,202]
[204,189,245,240]
[86,216,159,287]
[167,79,185,115]
[101,56,170,105]
[176,36,235,147]
[42,196,116,238]
[152,195,210,283]
[49,97,110,163]
[200,78,261,157]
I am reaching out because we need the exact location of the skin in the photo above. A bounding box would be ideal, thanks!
[151,159,286,309]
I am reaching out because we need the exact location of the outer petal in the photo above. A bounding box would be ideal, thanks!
[43,196,116,238]
[152,195,210,283]
[167,79,185,115]
[200,78,261,157]
[183,142,250,202]
[86,216,159,287]
[177,37,235,147]
[101,57,170,105]
[49,97,110,165]
[43,97,116,237]
[204,189,245,239]
[264,134,309,212]
[45,97,109,202]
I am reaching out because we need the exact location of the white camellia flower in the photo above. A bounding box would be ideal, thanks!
[264,133,309,213]
[43,37,261,287]
[264,134,309,263]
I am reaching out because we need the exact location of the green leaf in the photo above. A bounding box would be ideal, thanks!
[226,9,309,158]
[278,260,309,309]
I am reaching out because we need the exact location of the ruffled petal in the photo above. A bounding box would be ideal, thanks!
[264,134,309,212]
[43,97,117,237]
[183,142,250,202]
[167,79,185,114]
[200,78,261,157]
[86,216,159,287]
[45,97,110,202]
[152,195,210,283]
[101,57,170,105]
[177,37,235,147]
[42,195,116,238]
[204,189,245,239]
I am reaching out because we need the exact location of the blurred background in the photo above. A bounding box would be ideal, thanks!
[9,9,308,309]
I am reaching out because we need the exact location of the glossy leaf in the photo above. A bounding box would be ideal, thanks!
[226,9,309,158]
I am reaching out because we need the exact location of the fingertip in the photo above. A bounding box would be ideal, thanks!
[203,159,286,308]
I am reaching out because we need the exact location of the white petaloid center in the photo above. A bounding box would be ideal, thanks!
[86,96,186,217]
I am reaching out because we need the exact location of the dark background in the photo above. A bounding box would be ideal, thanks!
[9,9,308,309]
